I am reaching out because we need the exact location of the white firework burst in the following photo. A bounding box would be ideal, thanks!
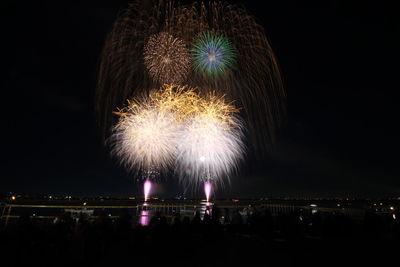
[176,112,245,188]
[110,85,245,192]
[110,104,179,172]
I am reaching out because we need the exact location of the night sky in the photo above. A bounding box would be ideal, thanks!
[2,1,399,198]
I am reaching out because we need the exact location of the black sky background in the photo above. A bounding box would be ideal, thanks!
[2,0,399,198]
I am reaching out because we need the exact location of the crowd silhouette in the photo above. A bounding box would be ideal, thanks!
[1,205,399,266]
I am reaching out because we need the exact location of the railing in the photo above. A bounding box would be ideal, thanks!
[1,201,362,228]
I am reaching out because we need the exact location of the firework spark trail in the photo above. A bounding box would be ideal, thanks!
[144,32,190,84]
[144,180,152,201]
[150,84,203,120]
[184,2,286,150]
[204,181,212,202]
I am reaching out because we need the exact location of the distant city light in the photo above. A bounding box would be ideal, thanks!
[11,196,16,200]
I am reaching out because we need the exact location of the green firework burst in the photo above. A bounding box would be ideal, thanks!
[191,31,236,77]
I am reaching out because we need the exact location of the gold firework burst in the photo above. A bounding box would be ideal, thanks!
[144,32,190,84]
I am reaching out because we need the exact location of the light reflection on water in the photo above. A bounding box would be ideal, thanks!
[139,210,150,226]
[137,200,213,225]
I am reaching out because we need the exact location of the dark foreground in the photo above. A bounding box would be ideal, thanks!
[1,207,399,266]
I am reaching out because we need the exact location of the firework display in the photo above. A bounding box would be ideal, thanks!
[97,0,286,197]
[111,85,243,190]
[191,31,236,77]
[144,32,190,84]
[96,1,285,152]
